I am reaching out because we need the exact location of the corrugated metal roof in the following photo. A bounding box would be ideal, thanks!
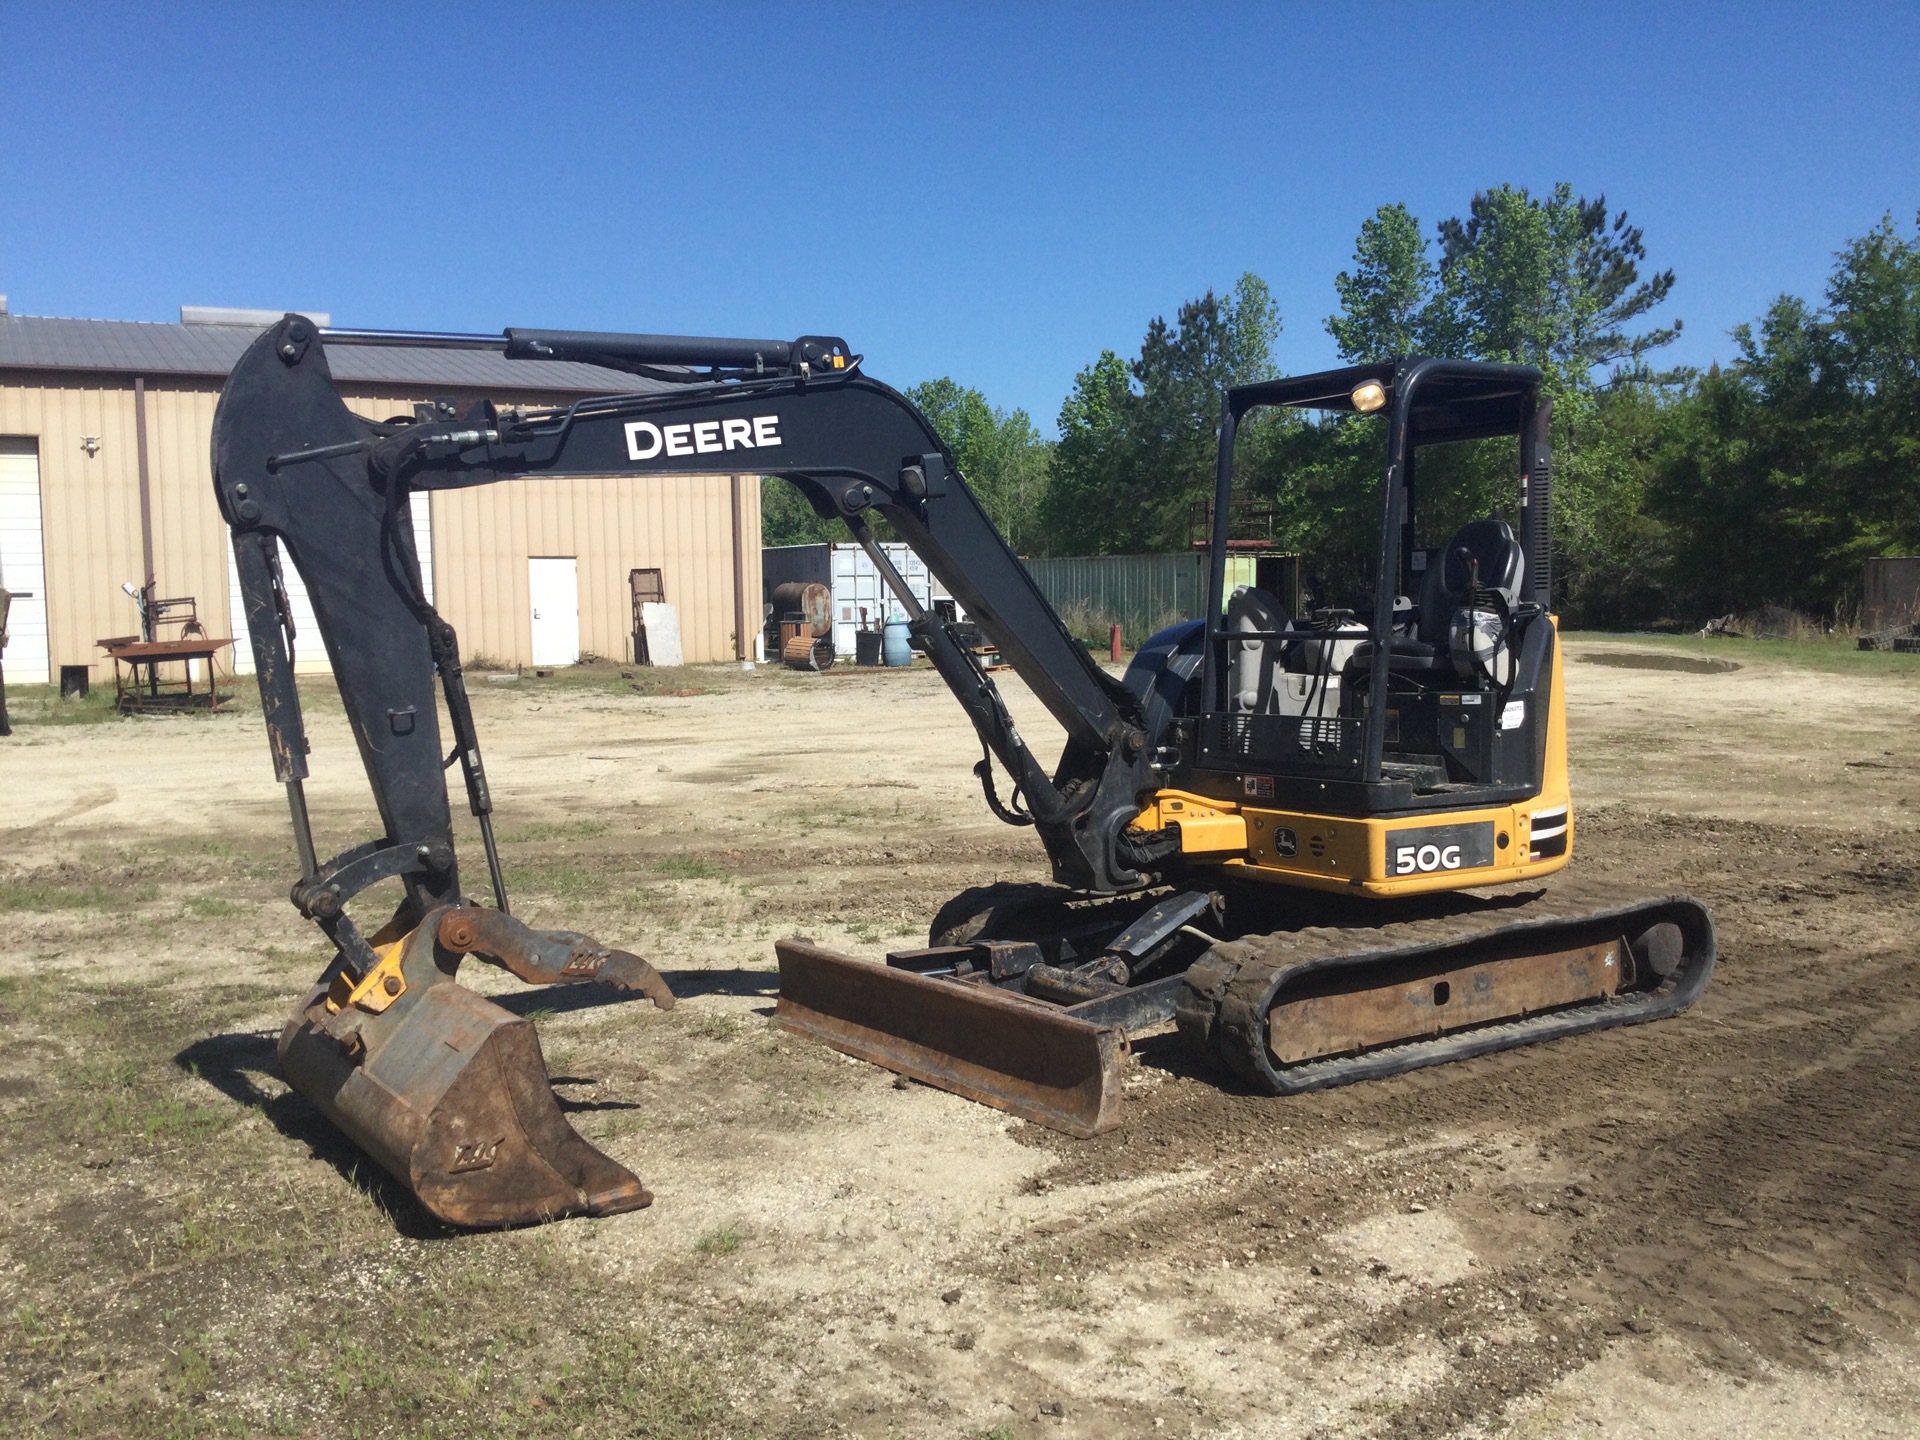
[0,313,665,393]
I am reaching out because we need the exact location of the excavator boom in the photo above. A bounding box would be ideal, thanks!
[211,316,1162,1223]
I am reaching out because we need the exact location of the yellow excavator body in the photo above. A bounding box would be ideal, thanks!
[1138,620,1574,898]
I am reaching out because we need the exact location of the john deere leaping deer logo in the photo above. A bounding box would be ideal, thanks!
[450,1135,506,1173]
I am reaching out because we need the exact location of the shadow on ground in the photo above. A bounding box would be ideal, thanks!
[174,1030,455,1240]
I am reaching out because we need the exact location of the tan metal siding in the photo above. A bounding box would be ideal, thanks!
[0,373,761,676]
[144,381,229,655]
[0,378,147,674]
[427,470,759,666]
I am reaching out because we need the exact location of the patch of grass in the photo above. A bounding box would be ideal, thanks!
[0,969,766,1440]
[142,1097,233,1144]
[183,895,241,919]
[175,1218,216,1256]
[499,817,613,844]
[0,879,120,913]
[509,859,607,902]
[1567,630,1920,678]
[0,683,125,727]
[653,854,724,880]
[694,1226,742,1257]
[689,1008,741,1042]
[1041,1283,1089,1311]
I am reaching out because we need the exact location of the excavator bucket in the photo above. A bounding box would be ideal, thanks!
[280,911,667,1227]
[775,939,1127,1137]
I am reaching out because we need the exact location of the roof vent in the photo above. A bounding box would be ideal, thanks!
[181,305,331,328]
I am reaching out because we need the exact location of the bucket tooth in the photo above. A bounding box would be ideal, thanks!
[279,924,652,1227]
[775,939,1126,1137]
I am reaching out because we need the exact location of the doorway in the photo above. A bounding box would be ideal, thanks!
[529,557,579,666]
[0,438,48,684]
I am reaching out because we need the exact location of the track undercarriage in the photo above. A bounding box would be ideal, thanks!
[776,882,1716,1136]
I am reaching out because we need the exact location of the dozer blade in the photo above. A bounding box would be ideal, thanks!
[775,939,1126,1137]
[281,915,656,1227]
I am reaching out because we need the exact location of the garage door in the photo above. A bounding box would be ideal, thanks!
[0,438,49,684]
[227,495,433,674]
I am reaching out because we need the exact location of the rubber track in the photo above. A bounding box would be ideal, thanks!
[1173,894,1716,1094]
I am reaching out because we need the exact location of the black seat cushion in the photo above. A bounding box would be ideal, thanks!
[1417,518,1525,641]
[1444,518,1524,603]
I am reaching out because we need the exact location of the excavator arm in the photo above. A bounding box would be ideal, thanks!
[210,316,1168,1224]
[214,317,1162,910]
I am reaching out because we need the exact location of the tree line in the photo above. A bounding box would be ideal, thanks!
[765,193,1919,626]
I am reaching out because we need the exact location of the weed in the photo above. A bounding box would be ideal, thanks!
[142,1097,232,1144]
[1041,1284,1089,1311]
[170,1334,215,1396]
[653,854,723,880]
[694,1225,742,1257]
[690,1008,741,1042]
[177,1218,215,1254]
[184,895,241,919]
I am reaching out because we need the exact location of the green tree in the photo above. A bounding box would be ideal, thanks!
[1327,203,1434,363]
[760,475,840,547]
[1042,274,1282,554]
[1041,350,1135,555]
[904,378,1050,552]
[1431,183,1681,383]
[1318,185,1687,621]
[1652,212,1920,616]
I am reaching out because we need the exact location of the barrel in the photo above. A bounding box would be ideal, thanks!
[782,634,836,671]
[882,620,913,667]
[769,581,832,637]
[854,630,884,667]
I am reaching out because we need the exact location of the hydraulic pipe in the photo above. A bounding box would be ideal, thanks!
[504,328,796,369]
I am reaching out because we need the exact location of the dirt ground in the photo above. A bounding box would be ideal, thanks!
[2,635,1917,1438]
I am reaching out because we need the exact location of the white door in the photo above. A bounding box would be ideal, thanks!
[528,557,579,666]
[0,438,49,684]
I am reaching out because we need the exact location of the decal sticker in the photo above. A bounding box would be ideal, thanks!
[1386,820,1495,876]
[625,414,781,461]
[1243,774,1275,799]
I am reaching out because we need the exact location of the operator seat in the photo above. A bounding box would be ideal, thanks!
[1346,518,1527,678]
[1419,518,1525,644]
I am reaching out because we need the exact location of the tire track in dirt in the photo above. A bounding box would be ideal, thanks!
[1008,810,1920,1434]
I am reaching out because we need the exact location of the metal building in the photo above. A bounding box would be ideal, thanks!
[0,300,761,685]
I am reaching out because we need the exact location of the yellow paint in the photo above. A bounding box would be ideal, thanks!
[1135,621,1576,900]
[323,936,409,1014]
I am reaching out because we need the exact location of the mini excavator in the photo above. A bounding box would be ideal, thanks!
[213,317,1715,1227]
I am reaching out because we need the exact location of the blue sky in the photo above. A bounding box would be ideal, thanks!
[2,3,1915,430]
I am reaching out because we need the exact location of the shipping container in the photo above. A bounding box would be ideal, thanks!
[762,542,962,657]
